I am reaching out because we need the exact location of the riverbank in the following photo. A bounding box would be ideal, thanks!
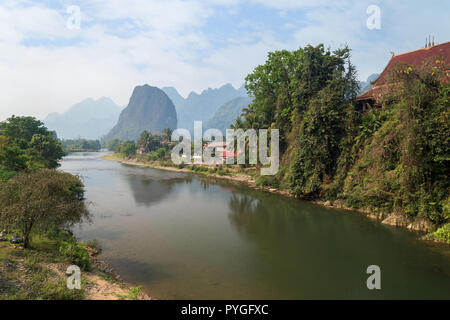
[0,231,150,300]
[102,153,449,244]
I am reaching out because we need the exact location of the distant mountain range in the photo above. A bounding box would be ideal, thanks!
[204,96,253,133]
[43,83,250,142]
[359,73,380,94]
[163,83,248,131]
[42,73,387,143]
[44,97,122,140]
[44,76,381,143]
[104,85,177,141]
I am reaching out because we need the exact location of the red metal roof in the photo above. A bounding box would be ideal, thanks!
[358,41,450,103]
[372,41,450,86]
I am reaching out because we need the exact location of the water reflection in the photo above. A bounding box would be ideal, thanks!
[61,152,450,299]
[121,167,193,207]
[125,175,173,206]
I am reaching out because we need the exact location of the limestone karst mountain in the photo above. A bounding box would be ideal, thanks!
[163,83,248,131]
[104,85,177,141]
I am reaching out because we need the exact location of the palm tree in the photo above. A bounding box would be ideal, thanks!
[138,131,151,152]
[161,128,173,143]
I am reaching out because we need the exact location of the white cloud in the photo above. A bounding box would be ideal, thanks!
[0,0,448,121]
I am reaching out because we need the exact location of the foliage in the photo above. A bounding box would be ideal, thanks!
[425,223,450,244]
[255,175,280,188]
[190,165,210,173]
[0,169,89,248]
[0,116,64,173]
[0,233,87,300]
[59,239,92,271]
[105,139,123,152]
[119,141,137,157]
[61,139,101,152]
[116,286,143,300]
[138,130,161,153]
[235,43,449,227]
[239,45,358,134]
[341,68,449,223]
[161,128,173,142]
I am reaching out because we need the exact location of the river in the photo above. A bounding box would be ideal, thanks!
[60,152,450,299]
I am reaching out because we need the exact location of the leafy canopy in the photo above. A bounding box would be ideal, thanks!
[0,169,89,248]
[0,116,64,174]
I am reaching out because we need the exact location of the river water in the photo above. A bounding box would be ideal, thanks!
[60,152,450,299]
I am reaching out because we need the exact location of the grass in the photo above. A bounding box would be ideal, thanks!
[116,286,143,300]
[0,230,88,300]
[102,153,126,162]
[0,243,87,300]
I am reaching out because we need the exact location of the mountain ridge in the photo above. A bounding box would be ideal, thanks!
[44,97,122,140]
[163,83,248,131]
[104,84,177,141]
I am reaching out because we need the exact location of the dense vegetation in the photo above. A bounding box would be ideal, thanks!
[234,44,449,237]
[61,139,102,152]
[0,116,65,180]
[0,116,90,247]
[0,118,144,300]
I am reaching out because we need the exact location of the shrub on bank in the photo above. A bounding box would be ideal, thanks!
[255,175,280,188]
[426,224,450,244]
[59,239,92,271]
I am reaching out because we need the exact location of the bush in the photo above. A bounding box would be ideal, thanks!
[0,168,16,181]
[191,165,209,173]
[217,168,230,176]
[255,175,280,188]
[155,148,166,159]
[426,223,450,244]
[59,239,91,271]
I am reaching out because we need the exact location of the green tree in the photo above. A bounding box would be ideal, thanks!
[0,116,64,171]
[29,134,65,168]
[138,131,161,153]
[161,128,173,142]
[105,139,122,152]
[0,116,49,143]
[120,141,137,157]
[290,59,359,197]
[0,169,89,248]
[341,65,449,223]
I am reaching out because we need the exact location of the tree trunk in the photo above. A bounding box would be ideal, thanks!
[23,224,33,248]
[23,234,30,248]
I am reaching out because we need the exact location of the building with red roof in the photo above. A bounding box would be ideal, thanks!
[357,41,450,109]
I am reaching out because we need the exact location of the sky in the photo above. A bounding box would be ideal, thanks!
[0,0,449,121]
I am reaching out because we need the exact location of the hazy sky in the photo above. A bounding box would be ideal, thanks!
[0,0,448,121]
